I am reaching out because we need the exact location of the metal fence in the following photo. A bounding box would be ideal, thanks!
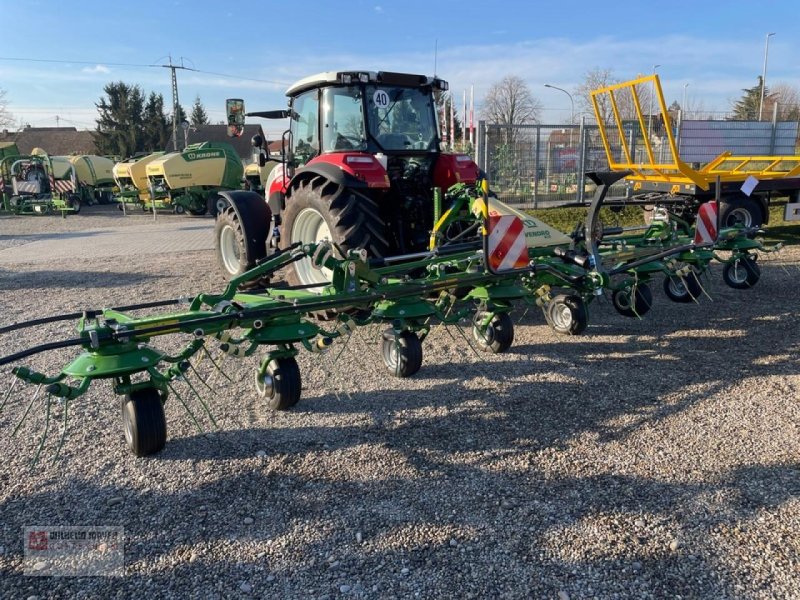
[475,114,800,207]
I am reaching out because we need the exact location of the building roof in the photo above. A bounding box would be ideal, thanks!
[184,124,266,161]
[0,126,97,155]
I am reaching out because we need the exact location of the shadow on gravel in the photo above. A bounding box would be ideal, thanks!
[0,269,169,291]
[0,231,106,243]
[0,250,798,597]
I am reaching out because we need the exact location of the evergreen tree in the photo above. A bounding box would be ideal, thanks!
[143,92,170,151]
[730,77,766,121]
[190,95,209,126]
[93,82,146,157]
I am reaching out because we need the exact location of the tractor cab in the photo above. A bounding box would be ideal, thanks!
[285,71,444,165]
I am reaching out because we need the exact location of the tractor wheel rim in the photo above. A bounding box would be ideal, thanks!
[219,224,241,275]
[291,207,333,286]
[726,207,753,228]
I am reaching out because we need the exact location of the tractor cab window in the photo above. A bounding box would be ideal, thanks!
[367,86,437,151]
[289,90,320,166]
[321,87,367,152]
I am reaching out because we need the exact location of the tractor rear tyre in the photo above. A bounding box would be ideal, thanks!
[663,269,703,303]
[282,176,390,289]
[122,387,167,457]
[472,312,514,352]
[381,329,423,378]
[719,196,763,229]
[544,294,588,335]
[722,255,761,289]
[255,357,301,411]
[611,283,653,318]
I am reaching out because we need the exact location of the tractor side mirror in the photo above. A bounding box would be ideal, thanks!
[226,99,245,137]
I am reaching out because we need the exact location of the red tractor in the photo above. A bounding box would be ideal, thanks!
[215,70,480,288]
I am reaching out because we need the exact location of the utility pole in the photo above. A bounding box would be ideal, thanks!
[161,55,190,151]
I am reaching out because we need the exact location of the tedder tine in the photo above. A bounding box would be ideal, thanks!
[201,345,233,383]
[12,384,42,437]
[183,375,219,430]
[30,393,53,467]
[167,382,204,433]
[0,375,20,414]
[188,360,216,394]
[52,399,69,463]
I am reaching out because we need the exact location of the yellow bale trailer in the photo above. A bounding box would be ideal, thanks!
[590,74,800,227]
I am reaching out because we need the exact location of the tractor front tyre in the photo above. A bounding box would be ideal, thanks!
[722,255,761,289]
[215,207,258,279]
[544,294,588,335]
[381,329,423,378]
[472,312,514,353]
[282,176,389,289]
[255,357,301,411]
[611,283,653,318]
[122,388,167,457]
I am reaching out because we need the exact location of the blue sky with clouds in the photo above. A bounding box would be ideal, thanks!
[1,0,799,135]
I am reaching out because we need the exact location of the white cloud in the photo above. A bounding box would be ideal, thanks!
[81,64,110,74]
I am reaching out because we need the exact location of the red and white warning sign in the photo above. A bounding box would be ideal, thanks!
[694,201,718,244]
[487,215,529,271]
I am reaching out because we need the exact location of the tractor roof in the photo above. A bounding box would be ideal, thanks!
[286,71,448,97]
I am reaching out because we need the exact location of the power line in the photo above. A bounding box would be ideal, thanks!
[0,55,290,85]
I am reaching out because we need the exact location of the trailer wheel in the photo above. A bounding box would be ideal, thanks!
[722,255,761,289]
[720,196,762,229]
[282,176,390,289]
[612,283,653,318]
[663,269,702,303]
[544,294,588,335]
[213,195,230,217]
[122,387,167,457]
[173,204,185,215]
[255,357,301,411]
[472,312,514,353]
[381,329,423,378]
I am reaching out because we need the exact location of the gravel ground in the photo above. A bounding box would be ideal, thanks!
[0,206,799,599]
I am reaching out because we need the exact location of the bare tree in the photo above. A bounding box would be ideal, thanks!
[0,88,14,129]
[768,82,800,121]
[576,67,653,125]
[482,75,541,126]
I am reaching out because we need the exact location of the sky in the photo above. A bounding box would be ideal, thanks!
[1,0,799,138]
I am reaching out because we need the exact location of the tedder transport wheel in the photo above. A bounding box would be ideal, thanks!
[122,388,167,457]
[282,176,390,289]
[719,196,763,229]
[663,269,702,303]
[472,312,514,352]
[255,357,301,411]
[381,329,423,378]
[544,294,588,335]
[722,255,761,289]
[612,283,653,318]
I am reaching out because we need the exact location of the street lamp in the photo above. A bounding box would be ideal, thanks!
[682,83,689,113]
[647,64,661,140]
[759,32,776,121]
[544,83,575,144]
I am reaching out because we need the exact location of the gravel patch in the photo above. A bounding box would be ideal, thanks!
[0,207,798,598]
